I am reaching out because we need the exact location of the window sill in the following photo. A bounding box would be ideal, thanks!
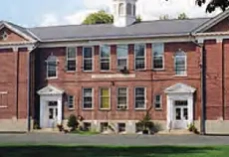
[65,71,76,73]
[174,74,188,77]
[155,108,163,111]
[99,108,111,111]
[153,68,165,71]
[135,108,147,111]
[46,77,58,80]
[82,108,94,111]
[68,108,75,111]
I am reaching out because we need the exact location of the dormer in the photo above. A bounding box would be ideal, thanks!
[112,0,137,27]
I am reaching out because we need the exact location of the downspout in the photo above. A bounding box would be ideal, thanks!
[189,33,206,135]
[27,44,37,132]
[15,48,19,119]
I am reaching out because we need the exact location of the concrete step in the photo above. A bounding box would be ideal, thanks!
[32,128,60,133]
[157,129,194,135]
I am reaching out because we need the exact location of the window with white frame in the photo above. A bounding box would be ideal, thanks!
[127,3,132,15]
[83,88,93,109]
[66,47,76,71]
[83,47,93,71]
[67,95,74,109]
[100,88,110,109]
[135,44,145,70]
[174,50,187,75]
[154,95,162,109]
[135,87,146,109]
[117,45,128,70]
[100,45,110,71]
[153,43,164,69]
[119,3,124,15]
[117,88,127,109]
[46,54,57,78]
[0,92,8,108]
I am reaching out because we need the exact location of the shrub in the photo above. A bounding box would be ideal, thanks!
[188,123,199,134]
[67,114,79,131]
[137,111,154,134]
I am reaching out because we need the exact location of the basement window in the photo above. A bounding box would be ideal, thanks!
[118,123,126,133]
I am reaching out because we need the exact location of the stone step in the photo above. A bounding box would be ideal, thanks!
[157,129,194,135]
[32,128,60,133]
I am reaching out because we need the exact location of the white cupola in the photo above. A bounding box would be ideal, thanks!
[112,0,138,27]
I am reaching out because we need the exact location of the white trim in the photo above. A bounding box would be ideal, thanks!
[99,87,111,110]
[2,22,36,42]
[134,43,146,71]
[82,88,94,110]
[117,87,129,110]
[46,55,58,79]
[83,46,94,72]
[152,43,165,70]
[116,44,129,70]
[67,95,75,110]
[154,94,162,110]
[38,36,193,48]
[174,50,187,77]
[100,45,111,72]
[134,87,147,110]
[66,47,77,72]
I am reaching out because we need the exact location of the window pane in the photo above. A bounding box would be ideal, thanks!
[67,47,76,59]
[135,88,145,109]
[100,88,110,109]
[135,44,145,57]
[153,43,164,69]
[101,46,110,57]
[68,95,74,109]
[100,46,110,70]
[117,45,128,57]
[47,61,57,77]
[127,3,132,15]
[136,58,145,69]
[84,47,92,58]
[118,88,127,106]
[84,60,92,71]
[67,60,76,71]
[101,62,110,70]
[175,52,186,75]
[83,88,92,109]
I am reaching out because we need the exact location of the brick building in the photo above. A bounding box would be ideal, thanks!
[0,0,229,134]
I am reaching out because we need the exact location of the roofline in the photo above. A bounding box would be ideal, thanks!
[192,10,229,33]
[0,21,37,42]
[39,33,190,43]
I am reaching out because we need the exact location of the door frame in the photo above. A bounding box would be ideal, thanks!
[39,94,63,128]
[166,93,194,130]
[173,100,189,129]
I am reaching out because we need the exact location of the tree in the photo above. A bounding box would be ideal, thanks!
[159,14,170,20]
[165,0,229,13]
[83,10,113,25]
[83,10,142,25]
[67,114,78,131]
[177,13,189,20]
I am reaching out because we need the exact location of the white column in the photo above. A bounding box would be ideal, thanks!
[57,97,62,125]
[40,97,45,128]
[167,96,172,130]
[188,94,194,125]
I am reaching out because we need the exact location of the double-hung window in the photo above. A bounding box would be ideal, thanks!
[100,88,110,109]
[66,47,76,71]
[83,88,93,109]
[153,43,164,70]
[117,45,128,70]
[154,95,162,110]
[46,55,57,78]
[135,87,146,109]
[174,50,187,76]
[83,47,93,71]
[100,45,110,71]
[117,88,128,109]
[135,44,145,70]
[67,95,74,109]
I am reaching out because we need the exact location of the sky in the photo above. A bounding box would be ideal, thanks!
[0,0,222,28]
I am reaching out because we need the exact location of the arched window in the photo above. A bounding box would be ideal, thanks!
[133,4,136,16]
[46,54,57,78]
[119,3,124,15]
[174,50,186,76]
[127,3,132,15]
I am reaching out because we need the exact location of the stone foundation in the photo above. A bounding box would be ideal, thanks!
[0,118,30,132]
[205,120,229,134]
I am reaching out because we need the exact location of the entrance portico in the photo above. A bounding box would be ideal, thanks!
[37,85,64,128]
[165,83,196,130]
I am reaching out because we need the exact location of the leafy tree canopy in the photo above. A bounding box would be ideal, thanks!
[83,10,142,25]
[166,0,229,13]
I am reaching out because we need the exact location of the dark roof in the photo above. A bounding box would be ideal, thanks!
[29,18,210,41]
[1,18,211,42]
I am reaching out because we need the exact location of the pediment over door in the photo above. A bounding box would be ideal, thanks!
[37,85,64,96]
[164,83,196,94]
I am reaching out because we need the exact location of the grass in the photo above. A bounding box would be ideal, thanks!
[0,145,228,157]
[69,130,100,135]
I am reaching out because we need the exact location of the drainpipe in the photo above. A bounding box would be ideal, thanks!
[189,33,206,135]
[27,44,37,132]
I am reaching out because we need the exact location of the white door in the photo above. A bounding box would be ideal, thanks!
[47,101,58,128]
[173,100,188,129]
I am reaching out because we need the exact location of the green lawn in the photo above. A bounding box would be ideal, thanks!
[0,145,228,157]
